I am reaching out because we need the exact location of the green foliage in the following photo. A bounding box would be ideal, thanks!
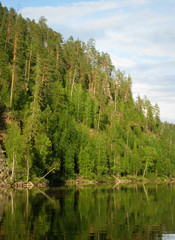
[0,4,175,181]
[78,141,96,178]
[5,122,25,180]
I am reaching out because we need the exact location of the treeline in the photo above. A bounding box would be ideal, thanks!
[0,3,175,182]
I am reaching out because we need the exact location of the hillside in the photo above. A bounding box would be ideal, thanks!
[0,2,175,182]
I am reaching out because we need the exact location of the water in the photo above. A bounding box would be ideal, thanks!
[0,183,175,240]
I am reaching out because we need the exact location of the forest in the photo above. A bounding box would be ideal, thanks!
[0,2,175,183]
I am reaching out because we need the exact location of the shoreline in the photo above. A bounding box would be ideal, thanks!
[0,181,48,189]
[65,177,173,185]
[0,177,175,189]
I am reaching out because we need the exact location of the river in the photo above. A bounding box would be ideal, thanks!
[0,183,175,239]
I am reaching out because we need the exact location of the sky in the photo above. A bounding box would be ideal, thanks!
[1,0,175,123]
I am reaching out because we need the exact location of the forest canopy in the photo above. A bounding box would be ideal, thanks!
[0,2,175,182]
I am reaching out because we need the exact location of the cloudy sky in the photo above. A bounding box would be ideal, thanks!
[1,0,175,123]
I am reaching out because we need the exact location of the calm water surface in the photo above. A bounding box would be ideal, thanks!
[0,183,175,240]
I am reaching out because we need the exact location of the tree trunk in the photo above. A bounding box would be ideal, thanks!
[26,154,29,182]
[112,174,121,182]
[143,161,148,178]
[10,33,18,106]
[38,168,56,181]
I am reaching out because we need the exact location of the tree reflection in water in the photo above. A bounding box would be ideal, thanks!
[0,183,175,240]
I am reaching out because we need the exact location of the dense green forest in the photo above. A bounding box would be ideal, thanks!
[0,3,175,182]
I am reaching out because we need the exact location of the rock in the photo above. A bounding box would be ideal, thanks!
[36,182,47,188]
[0,182,11,188]
[0,145,10,184]
[13,181,24,189]
[23,183,27,188]
[26,181,34,189]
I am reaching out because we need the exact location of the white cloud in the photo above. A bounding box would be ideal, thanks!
[20,1,120,22]
[143,47,175,58]
[159,102,175,123]
[110,54,136,68]
[132,82,175,123]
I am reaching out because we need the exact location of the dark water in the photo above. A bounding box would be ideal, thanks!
[0,183,175,240]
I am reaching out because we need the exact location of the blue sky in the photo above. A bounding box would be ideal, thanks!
[1,0,175,123]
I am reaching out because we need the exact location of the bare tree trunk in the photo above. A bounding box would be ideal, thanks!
[10,33,18,106]
[112,174,121,183]
[38,168,56,181]
[26,153,29,183]
[143,161,148,178]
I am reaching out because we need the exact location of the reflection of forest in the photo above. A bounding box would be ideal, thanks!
[0,184,175,239]
[0,190,10,238]
[0,190,10,220]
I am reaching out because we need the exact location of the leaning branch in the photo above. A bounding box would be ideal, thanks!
[112,174,121,183]
[39,168,55,181]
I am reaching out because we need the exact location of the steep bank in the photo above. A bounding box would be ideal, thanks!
[0,108,10,183]
[0,145,10,183]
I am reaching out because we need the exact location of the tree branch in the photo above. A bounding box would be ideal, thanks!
[39,168,55,181]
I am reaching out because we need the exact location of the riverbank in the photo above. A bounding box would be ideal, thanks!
[1,175,175,189]
[65,175,174,185]
[0,181,48,189]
